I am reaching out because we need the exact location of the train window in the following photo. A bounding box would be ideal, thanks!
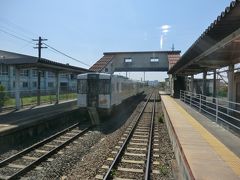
[99,79,110,94]
[77,79,87,94]
[111,82,115,92]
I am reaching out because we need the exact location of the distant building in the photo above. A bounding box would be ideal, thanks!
[147,80,159,86]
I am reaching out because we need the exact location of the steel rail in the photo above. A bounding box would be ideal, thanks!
[0,122,82,167]
[103,92,153,180]
[7,126,91,180]
[144,93,156,180]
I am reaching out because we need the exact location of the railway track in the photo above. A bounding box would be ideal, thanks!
[96,92,160,179]
[0,123,92,180]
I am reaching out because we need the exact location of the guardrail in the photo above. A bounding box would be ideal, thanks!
[180,90,240,133]
[0,86,77,111]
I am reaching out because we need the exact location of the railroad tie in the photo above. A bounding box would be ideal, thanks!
[8,163,26,169]
[152,169,160,174]
[61,136,72,139]
[35,149,49,153]
[44,144,58,148]
[110,177,135,180]
[0,175,11,180]
[121,159,144,164]
[22,156,38,160]
[53,139,66,143]
[127,147,147,151]
[66,132,78,136]
[129,142,147,146]
[95,174,104,179]
[124,152,145,157]
[131,138,148,141]
[117,167,143,173]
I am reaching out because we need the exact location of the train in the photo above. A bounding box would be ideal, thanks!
[77,72,146,114]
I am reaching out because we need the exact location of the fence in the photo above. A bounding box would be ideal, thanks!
[180,90,240,134]
[0,86,77,111]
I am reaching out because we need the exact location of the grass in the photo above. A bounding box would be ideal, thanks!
[3,93,77,107]
[158,113,164,123]
[159,164,168,175]
[110,169,116,177]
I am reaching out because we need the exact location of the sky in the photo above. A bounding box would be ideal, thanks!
[0,0,233,81]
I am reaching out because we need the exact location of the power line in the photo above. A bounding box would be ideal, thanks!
[0,28,34,45]
[43,43,90,67]
[0,25,33,41]
[0,17,37,38]
[0,27,90,68]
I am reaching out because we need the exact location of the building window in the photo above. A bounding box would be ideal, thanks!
[32,70,44,77]
[150,58,159,62]
[70,74,76,80]
[13,81,15,88]
[32,70,38,77]
[20,69,29,77]
[48,71,55,78]
[60,73,68,78]
[48,82,54,88]
[22,82,28,88]
[32,82,37,88]
[124,58,132,63]
[105,68,108,72]
[41,71,45,77]
[0,64,9,75]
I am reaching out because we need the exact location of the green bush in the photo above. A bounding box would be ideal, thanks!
[0,85,8,110]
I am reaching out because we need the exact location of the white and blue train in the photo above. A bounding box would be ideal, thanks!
[77,73,146,114]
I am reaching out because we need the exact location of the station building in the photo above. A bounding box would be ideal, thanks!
[0,64,77,94]
[0,50,90,109]
[0,50,89,95]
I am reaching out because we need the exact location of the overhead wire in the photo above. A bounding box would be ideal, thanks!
[0,28,34,45]
[0,26,90,68]
[43,43,90,67]
[0,17,37,38]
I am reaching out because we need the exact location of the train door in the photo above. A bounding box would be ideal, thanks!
[87,75,99,107]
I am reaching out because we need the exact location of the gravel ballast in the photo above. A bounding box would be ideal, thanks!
[0,94,177,179]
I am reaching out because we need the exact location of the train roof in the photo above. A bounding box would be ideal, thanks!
[77,72,111,79]
[77,72,146,83]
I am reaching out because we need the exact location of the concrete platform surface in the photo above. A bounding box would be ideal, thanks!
[0,100,78,135]
[161,95,240,180]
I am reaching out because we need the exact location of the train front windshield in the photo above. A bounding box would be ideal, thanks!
[77,78,110,107]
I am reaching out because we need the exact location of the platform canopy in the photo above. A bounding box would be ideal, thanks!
[0,50,90,74]
[168,0,240,75]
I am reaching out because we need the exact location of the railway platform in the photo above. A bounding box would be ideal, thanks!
[161,94,240,179]
[0,100,79,150]
[0,100,78,133]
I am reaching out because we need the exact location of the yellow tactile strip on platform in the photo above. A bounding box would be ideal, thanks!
[162,96,240,178]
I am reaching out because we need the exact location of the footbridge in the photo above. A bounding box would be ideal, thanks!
[90,51,181,74]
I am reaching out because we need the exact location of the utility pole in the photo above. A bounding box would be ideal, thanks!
[33,36,47,106]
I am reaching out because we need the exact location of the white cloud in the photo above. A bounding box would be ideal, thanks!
[161,24,171,30]
[162,29,169,33]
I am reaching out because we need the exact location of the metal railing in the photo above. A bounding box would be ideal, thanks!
[0,86,77,111]
[180,90,240,133]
